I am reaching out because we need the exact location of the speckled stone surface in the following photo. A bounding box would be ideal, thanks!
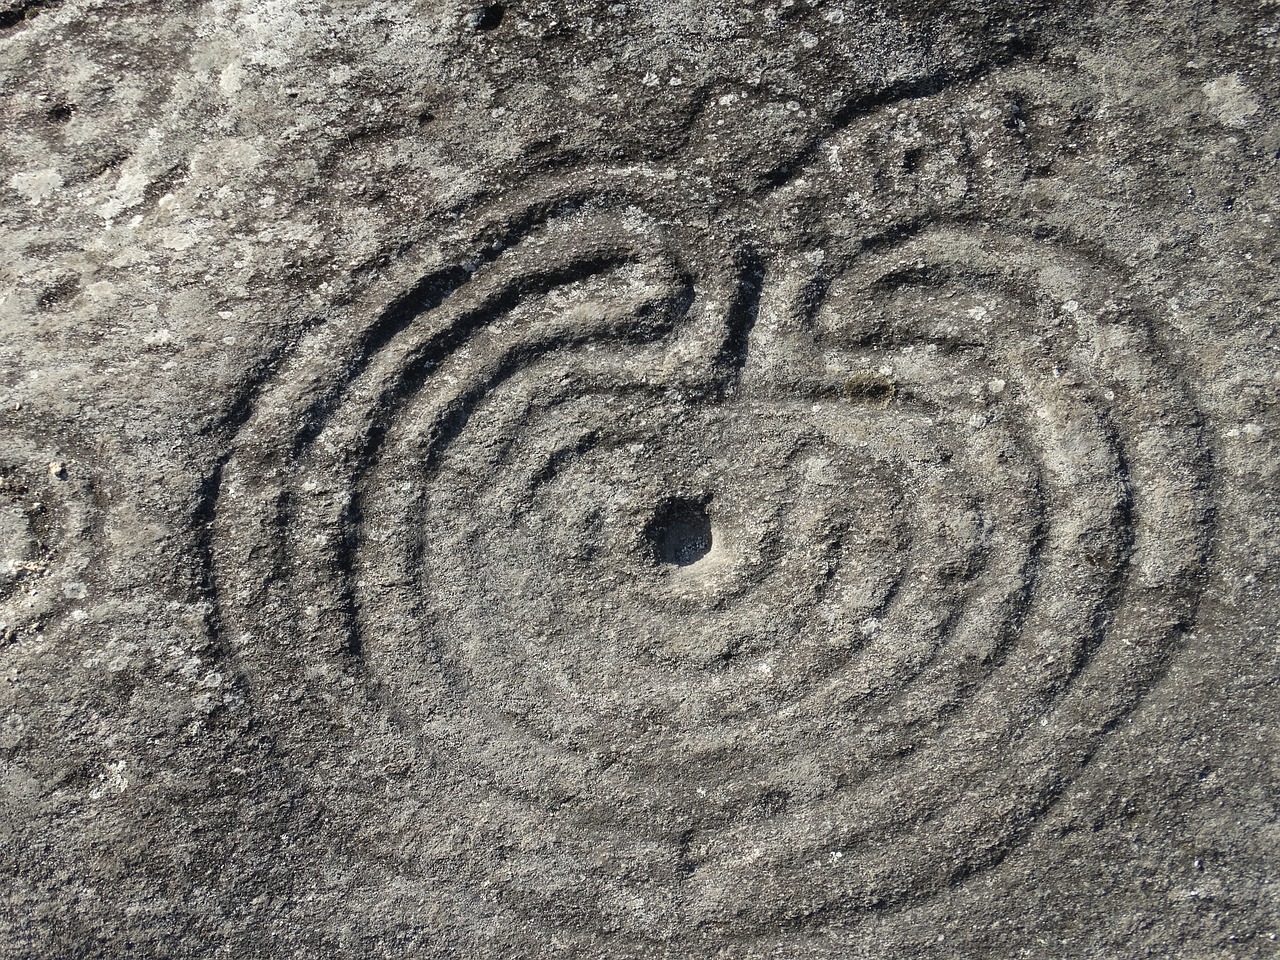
[1,2,1277,957]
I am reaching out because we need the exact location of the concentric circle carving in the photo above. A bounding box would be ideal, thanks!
[211,113,1211,938]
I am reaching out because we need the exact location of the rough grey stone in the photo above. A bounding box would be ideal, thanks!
[0,1,1277,957]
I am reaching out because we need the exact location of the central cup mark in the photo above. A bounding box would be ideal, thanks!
[646,496,713,567]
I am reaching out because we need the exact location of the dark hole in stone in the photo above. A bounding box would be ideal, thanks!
[46,103,73,123]
[646,497,712,567]
[470,4,504,30]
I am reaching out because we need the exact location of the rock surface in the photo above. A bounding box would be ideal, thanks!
[1,1,1277,957]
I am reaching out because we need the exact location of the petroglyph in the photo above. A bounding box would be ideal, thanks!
[209,78,1212,942]
[4,4,1274,956]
